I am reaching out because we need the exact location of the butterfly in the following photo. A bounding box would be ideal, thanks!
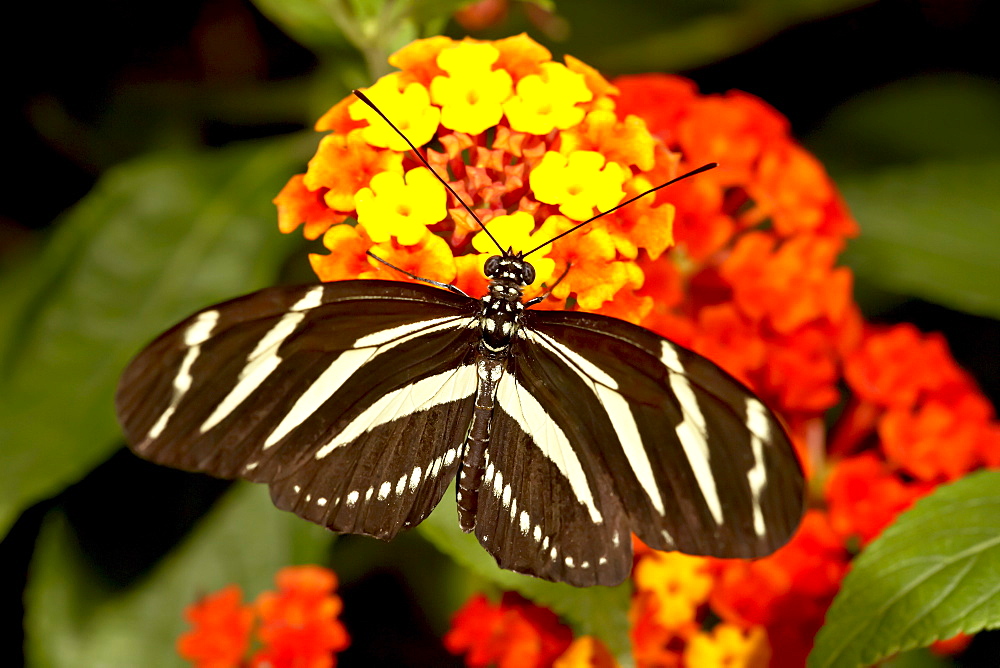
[115,90,804,587]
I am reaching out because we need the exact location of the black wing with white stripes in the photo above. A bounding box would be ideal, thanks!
[470,309,803,585]
[117,280,482,540]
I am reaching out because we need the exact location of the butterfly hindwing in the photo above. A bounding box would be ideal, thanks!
[116,280,481,540]
[500,309,804,564]
[474,365,633,586]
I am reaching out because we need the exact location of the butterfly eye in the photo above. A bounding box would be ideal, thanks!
[484,256,501,277]
[521,262,536,285]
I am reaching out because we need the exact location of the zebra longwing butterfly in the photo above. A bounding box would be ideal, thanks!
[115,91,804,587]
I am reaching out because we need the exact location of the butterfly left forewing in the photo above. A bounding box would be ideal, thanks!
[116,280,482,540]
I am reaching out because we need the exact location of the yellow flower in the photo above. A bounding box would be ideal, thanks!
[354,167,446,245]
[530,151,627,221]
[503,62,593,135]
[633,552,714,629]
[469,211,556,287]
[553,636,618,668]
[430,42,513,135]
[350,73,440,151]
[683,624,770,668]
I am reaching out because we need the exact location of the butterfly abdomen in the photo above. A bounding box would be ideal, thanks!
[458,356,507,531]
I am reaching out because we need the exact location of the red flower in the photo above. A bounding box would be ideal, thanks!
[177,567,349,668]
[178,586,254,668]
[825,454,933,545]
[251,566,350,668]
[444,592,573,668]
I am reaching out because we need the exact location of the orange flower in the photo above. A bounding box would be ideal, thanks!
[553,636,619,668]
[711,512,850,668]
[177,585,254,668]
[304,131,403,212]
[824,454,933,545]
[251,566,350,668]
[274,175,349,241]
[177,567,348,668]
[444,593,573,668]
[844,324,966,409]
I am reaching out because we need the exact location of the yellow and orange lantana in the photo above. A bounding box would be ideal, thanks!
[274,33,677,313]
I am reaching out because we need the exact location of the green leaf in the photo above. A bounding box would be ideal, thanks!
[24,483,334,668]
[0,135,316,539]
[251,0,350,52]
[809,74,1000,172]
[417,485,632,661]
[808,470,1000,668]
[838,159,1000,319]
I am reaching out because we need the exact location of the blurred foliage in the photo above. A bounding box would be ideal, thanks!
[0,136,313,539]
[25,484,332,668]
[838,159,1000,320]
[2,0,998,666]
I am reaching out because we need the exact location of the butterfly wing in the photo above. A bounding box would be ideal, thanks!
[116,280,482,540]
[472,308,804,586]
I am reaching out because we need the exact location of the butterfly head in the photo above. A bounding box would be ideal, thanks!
[484,251,536,287]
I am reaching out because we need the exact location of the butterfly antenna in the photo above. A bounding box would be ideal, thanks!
[522,162,718,258]
[352,90,504,254]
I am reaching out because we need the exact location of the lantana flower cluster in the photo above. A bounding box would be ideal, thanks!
[254,34,999,668]
[275,33,677,310]
[177,565,349,668]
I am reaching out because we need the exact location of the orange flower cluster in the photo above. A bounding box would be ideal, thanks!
[177,566,349,668]
[609,74,998,668]
[270,35,998,668]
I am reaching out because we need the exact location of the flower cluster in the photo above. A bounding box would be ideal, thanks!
[177,566,349,668]
[443,592,575,667]
[272,35,999,668]
[274,33,677,309]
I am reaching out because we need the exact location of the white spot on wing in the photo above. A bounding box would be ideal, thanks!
[346,490,359,506]
[409,466,422,492]
[291,285,324,311]
[378,481,391,501]
[183,310,219,346]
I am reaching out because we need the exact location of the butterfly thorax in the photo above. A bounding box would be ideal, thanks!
[478,254,534,356]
